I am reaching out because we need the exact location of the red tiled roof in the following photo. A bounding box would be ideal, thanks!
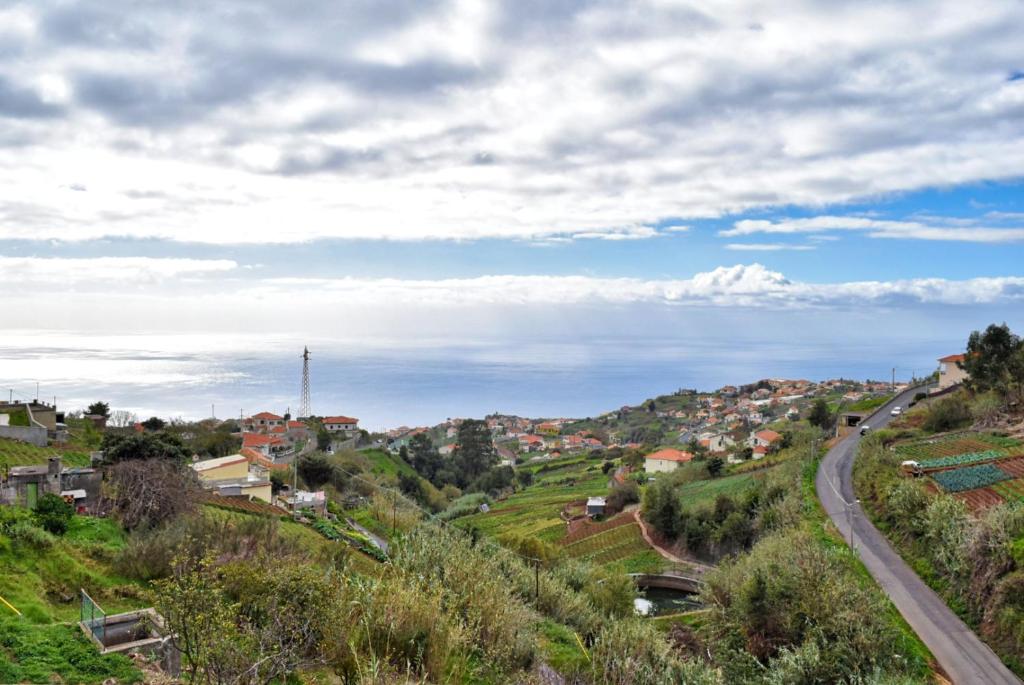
[269,425,287,434]
[755,430,782,442]
[645,448,694,463]
[288,420,306,428]
[753,445,770,454]
[240,447,289,471]
[252,412,283,420]
[323,416,358,424]
[938,353,966,363]
[242,433,272,447]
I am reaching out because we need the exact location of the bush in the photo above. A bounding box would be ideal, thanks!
[701,529,924,682]
[33,493,73,535]
[590,619,720,684]
[606,481,639,513]
[7,520,56,548]
[922,394,972,433]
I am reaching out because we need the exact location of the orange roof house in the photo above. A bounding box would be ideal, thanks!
[644,448,694,473]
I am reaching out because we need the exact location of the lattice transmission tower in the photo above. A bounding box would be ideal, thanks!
[299,346,312,418]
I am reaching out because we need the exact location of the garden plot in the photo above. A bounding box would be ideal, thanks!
[930,464,1010,493]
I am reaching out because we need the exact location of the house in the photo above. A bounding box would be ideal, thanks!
[323,416,359,434]
[705,434,735,453]
[192,454,272,503]
[644,448,694,473]
[281,490,327,516]
[536,422,561,436]
[586,496,606,517]
[748,429,782,450]
[246,411,284,431]
[0,457,101,513]
[518,434,545,452]
[439,443,457,457]
[937,354,969,391]
[497,447,517,467]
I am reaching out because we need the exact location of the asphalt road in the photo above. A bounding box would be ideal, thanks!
[816,387,1020,685]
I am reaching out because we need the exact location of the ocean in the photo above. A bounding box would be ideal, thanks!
[0,330,940,429]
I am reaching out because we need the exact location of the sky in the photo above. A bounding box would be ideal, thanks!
[2,0,1024,425]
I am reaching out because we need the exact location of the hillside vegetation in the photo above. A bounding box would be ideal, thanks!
[854,323,1024,676]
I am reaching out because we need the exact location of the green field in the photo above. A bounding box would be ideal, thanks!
[340,447,418,479]
[675,470,761,509]
[0,437,90,469]
[456,470,609,542]
[563,522,664,572]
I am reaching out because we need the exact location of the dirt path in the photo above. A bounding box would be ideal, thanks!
[632,510,714,574]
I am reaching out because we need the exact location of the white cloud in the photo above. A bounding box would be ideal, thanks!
[0,255,237,282]
[724,243,816,251]
[0,1,1021,243]
[722,216,1024,242]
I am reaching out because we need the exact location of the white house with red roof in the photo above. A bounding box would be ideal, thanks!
[937,353,969,391]
[323,415,359,434]
[518,434,544,452]
[245,411,285,432]
[644,448,694,473]
[748,429,782,450]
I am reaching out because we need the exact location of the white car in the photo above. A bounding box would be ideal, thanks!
[890,406,903,417]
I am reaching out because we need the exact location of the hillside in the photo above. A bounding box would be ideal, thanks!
[0,437,90,469]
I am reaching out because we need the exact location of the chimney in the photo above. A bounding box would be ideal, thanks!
[48,456,62,479]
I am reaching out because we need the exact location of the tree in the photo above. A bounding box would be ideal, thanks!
[108,409,138,428]
[962,323,1024,401]
[100,431,190,463]
[141,416,166,431]
[34,493,74,535]
[807,399,832,430]
[409,433,443,484]
[86,401,110,417]
[316,428,331,451]
[453,419,497,488]
[642,479,680,538]
[296,454,335,490]
[108,459,201,530]
[707,456,725,478]
[156,556,339,684]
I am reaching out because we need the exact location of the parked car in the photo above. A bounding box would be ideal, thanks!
[890,406,903,417]
[860,425,871,436]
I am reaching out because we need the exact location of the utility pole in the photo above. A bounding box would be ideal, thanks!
[534,559,540,602]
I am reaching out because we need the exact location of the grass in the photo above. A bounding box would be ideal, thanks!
[0,437,90,469]
[675,471,760,509]
[0,618,141,683]
[341,447,417,479]
[563,522,660,572]
[456,469,609,543]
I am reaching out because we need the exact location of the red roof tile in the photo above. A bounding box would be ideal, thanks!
[323,416,358,424]
[644,448,694,463]
[251,412,283,420]
[938,353,965,363]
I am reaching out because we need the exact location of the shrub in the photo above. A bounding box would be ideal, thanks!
[606,481,639,513]
[590,619,720,684]
[701,529,923,682]
[884,479,931,536]
[922,394,972,433]
[7,520,56,548]
[33,493,73,535]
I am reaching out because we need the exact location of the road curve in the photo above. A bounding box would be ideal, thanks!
[816,387,1020,685]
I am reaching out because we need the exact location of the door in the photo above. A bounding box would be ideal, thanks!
[26,482,38,509]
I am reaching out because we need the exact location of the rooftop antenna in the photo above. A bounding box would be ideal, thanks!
[299,346,312,419]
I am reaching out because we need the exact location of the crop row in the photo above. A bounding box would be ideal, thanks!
[992,479,1024,502]
[931,464,1011,493]
[560,512,635,545]
[565,522,643,555]
[894,433,1014,460]
[918,449,1008,470]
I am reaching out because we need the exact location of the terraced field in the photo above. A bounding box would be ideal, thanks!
[676,470,762,508]
[455,468,609,542]
[0,437,90,468]
[562,520,665,573]
[992,478,1024,503]
[894,432,1020,462]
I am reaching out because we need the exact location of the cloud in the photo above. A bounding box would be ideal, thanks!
[249,264,1024,308]
[0,255,237,283]
[722,216,1024,243]
[724,243,816,251]
[0,1,1021,242]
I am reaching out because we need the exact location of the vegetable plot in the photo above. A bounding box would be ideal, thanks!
[931,464,1011,493]
[918,449,1008,470]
